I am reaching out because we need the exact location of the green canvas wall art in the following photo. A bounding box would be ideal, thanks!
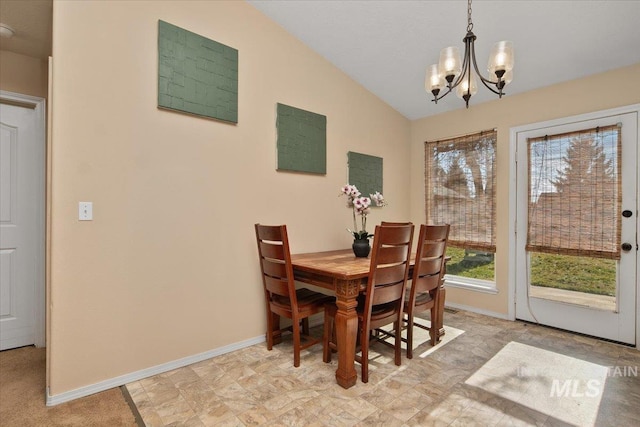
[348,151,383,202]
[276,103,327,174]
[158,20,238,123]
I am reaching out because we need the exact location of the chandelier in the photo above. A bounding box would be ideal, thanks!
[426,0,514,108]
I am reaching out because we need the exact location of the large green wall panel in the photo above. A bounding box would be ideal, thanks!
[276,103,326,174]
[348,151,383,201]
[158,20,238,123]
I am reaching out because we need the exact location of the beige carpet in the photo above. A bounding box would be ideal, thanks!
[0,346,140,427]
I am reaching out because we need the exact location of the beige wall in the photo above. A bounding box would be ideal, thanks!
[0,50,48,98]
[49,1,409,396]
[410,63,640,316]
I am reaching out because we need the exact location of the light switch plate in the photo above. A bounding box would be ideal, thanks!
[79,202,93,221]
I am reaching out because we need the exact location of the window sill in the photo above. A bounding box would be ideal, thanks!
[443,275,498,295]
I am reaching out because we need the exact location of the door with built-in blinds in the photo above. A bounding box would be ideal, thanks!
[515,109,637,345]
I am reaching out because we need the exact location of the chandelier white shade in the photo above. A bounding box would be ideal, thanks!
[426,0,514,108]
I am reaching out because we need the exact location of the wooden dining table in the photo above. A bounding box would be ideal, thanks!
[290,249,446,388]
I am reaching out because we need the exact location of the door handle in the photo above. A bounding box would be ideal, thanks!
[621,243,633,251]
[622,210,632,218]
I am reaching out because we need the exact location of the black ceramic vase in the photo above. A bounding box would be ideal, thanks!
[352,237,371,258]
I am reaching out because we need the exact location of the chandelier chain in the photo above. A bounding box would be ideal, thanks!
[467,0,473,32]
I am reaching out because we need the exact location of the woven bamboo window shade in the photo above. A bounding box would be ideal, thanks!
[425,129,496,252]
[527,124,622,259]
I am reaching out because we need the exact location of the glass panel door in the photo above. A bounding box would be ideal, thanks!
[515,110,637,345]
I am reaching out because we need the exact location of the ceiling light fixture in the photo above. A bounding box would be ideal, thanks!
[0,23,15,39]
[426,0,514,108]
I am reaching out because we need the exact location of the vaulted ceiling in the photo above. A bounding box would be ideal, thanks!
[248,1,640,119]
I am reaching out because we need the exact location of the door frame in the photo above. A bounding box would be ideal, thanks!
[508,104,640,350]
[0,90,46,348]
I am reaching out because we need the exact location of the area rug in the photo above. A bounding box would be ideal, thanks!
[378,318,465,357]
[465,341,608,426]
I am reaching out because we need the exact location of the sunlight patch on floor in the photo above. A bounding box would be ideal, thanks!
[465,341,608,426]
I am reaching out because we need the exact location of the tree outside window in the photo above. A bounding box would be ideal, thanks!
[425,129,496,282]
[526,125,620,296]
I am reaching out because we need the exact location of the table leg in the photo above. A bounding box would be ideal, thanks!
[333,279,360,388]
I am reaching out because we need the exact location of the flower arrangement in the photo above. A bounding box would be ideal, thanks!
[339,184,387,240]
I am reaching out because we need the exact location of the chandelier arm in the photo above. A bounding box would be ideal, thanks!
[469,39,504,96]
[449,33,473,90]
[431,86,454,103]
[474,73,504,95]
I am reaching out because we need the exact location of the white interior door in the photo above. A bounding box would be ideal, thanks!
[0,100,45,350]
[515,108,638,345]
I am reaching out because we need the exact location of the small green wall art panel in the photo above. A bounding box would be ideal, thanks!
[276,103,327,174]
[158,20,238,123]
[348,151,383,203]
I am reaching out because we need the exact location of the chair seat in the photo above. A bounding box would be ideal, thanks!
[367,302,398,322]
[326,300,396,322]
[273,288,333,309]
[404,292,433,310]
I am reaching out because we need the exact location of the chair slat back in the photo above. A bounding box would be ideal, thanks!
[263,275,290,297]
[256,224,286,242]
[255,224,297,304]
[259,240,285,261]
[364,224,414,312]
[375,244,410,266]
[419,240,447,258]
[411,224,450,294]
[261,258,287,279]
[371,280,407,306]
[373,262,408,286]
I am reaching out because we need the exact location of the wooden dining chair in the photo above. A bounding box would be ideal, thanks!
[255,224,333,367]
[322,224,414,383]
[403,224,449,358]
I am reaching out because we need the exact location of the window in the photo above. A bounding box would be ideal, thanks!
[527,125,621,259]
[425,129,496,288]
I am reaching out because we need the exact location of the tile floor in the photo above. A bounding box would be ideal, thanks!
[126,310,640,426]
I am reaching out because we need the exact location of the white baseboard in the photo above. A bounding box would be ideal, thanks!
[46,334,265,406]
[445,302,510,320]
